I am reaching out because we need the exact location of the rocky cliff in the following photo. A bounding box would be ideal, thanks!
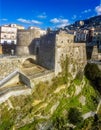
[0,58,101,130]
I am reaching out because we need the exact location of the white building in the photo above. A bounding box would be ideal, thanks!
[9,24,25,30]
[0,25,17,44]
[92,27,101,47]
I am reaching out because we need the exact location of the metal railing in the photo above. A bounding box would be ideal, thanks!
[0,69,19,87]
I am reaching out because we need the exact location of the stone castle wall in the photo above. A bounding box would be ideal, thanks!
[1,30,99,89]
[16,29,88,75]
[16,29,43,56]
[36,32,56,69]
[86,45,99,60]
[0,56,35,80]
[33,31,87,75]
[0,58,21,80]
[55,31,87,75]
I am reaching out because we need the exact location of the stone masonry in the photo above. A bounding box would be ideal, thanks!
[0,29,88,81]
[55,31,87,75]
[31,30,87,75]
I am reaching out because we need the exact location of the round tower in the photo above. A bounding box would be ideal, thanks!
[16,30,31,56]
[16,28,44,56]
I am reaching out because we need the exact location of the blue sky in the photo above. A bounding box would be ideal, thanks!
[0,0,101,29]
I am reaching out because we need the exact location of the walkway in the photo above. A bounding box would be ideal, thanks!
[82,99,101,120]
[0,86,31,104]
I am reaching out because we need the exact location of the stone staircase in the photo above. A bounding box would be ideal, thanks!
[0,69,32,103]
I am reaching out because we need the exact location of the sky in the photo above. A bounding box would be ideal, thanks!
[0,0,101,29]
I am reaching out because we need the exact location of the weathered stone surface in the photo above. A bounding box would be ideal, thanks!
[79,95,86,105]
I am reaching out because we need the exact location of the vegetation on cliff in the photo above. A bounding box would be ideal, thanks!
[85,63,101,93]
[0,58,101,130]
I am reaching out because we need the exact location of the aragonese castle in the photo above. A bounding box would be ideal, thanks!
[0,20,101,102]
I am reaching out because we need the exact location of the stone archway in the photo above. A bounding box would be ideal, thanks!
[22,58,35,68]
[21,57,46,77]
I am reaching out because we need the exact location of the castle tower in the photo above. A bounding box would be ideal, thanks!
[55,31,74,75]
[16,28,45,56]
[16,30,31,56]
[55,31,87,75]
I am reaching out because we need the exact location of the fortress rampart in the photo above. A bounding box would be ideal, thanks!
[0,56,35,80]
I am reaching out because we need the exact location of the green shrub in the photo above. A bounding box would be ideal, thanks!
[68,107,83,125]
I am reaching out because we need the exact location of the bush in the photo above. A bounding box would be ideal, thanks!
[68,108,83,125]
[52,116,67,130]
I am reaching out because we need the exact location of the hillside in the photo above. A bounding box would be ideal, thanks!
[0,59,101,130]
[84,15,101,26]
[65,15,101,30]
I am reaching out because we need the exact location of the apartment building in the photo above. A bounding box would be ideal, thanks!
[92,27,101,47]
[75,29,88,42]
[0,25,17,44]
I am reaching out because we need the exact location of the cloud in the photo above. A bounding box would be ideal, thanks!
[17,18,30,23]
[17,18,42,24]
[82,9,91,14]
[50,18,60,24]
[37,12,47,19]
[72,15,77,20]
[0,18,8,21]
[56,23,69,28]
[50,18,69,28]
[95,5,101,15]
[31,20,42,24]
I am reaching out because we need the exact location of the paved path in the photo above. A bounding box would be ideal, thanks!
[0,88,31,104]
[82,111,96,119]
[82,99,101,120]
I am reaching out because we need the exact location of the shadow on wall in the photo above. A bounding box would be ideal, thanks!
[84,63,101,94]
[28,32,56,70]
[28,38,40,55]
[22,58,35,68]
[86,45,99,60]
